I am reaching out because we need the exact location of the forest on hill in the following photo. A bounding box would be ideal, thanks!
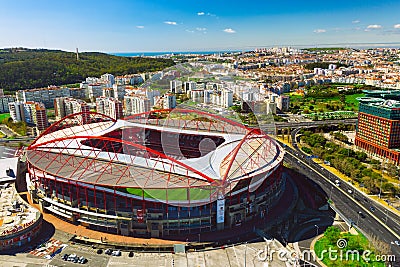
[0,48,175,91]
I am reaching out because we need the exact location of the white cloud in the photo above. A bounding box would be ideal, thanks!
[164,21,177,25]
[185,29,194,33]
[352,20,360,24]
[367,24,382,29]
[394,24,400,29]
[196,27,207,31]
[313,29,326,33]
[223,28,236,33]
[136,26,144,29]
[197,12,205,16]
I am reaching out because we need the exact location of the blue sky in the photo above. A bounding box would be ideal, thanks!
[1,0,400,52]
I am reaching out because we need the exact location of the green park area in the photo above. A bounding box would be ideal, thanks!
[299,128,400,197]
[287,84,371,117]
[126,187,213,201]
[0,113,10,121]
[314,226,387,267]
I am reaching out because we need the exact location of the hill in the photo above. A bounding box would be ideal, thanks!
[0,48,175,91]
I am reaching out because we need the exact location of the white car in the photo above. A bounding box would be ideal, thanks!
[111,250,121,256]
[348,189,353,194]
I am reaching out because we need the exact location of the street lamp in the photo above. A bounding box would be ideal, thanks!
[314,224,319,236]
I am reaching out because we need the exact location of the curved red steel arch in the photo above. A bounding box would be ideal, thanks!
[28,135,216,184]
[221,128,277,184]
[30,111,117,148]
[123,108,250,131]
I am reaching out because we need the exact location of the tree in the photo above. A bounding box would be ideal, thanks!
[324,226,341,244]
[339,94,346,104]
[385,163,399,179]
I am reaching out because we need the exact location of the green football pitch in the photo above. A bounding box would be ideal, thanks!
[126,187,213,201]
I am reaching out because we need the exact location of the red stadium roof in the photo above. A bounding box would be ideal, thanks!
[27,110,284,206]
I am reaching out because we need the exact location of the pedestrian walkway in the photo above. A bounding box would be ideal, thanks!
[27,200,181,246]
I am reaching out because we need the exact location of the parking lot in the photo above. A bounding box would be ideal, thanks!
[44,241,290,267]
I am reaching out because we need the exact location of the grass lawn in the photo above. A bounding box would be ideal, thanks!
[126,187,212,201]
[0,113,10,122]
[346,93,365,108]
[314,231,386,266]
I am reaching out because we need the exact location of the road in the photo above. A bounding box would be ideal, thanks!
[0,145,17,159]
[290,127,400,235]
[280,129,400,261]
[275,118,357,130]
[0,125,16,137]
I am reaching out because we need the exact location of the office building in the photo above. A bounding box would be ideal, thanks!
[355,91,400,164]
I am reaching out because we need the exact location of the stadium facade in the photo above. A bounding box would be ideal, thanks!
[26,110,285,238]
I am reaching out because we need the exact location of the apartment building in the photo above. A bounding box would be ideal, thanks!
[96,97,123,120]
[124,95,151,116]
[16,86,70,108]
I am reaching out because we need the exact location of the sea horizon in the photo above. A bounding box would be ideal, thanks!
[110,50,242,57]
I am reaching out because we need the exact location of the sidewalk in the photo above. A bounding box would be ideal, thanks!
[27,201,181,246]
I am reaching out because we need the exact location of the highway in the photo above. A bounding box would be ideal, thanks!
[280,128,400,260]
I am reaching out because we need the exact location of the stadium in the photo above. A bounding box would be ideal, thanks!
[26,109,285,238]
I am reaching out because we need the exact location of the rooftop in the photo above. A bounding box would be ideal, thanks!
[0,158,41,238]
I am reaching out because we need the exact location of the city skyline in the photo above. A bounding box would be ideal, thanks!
[1,0,400,52]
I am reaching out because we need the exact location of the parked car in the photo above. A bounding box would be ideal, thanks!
[128,251,134,257]
[79,256,87,264]
[105,248,113,255]
[111,250,121,256]
[97,249,103,254]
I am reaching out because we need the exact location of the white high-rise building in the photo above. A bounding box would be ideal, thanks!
[54,97,90,121]
[96,97,123,120]
[8,102,25,122]
[0,95,15,113]
[221,89,233,108]
[170,80,183,93]
[163,94,176,109]
[8,101,48,132]
[124,95,151,115]
[101,73,115,87]
[277,95,290,111]
[184,81,197,92]
[88,84,105,102]
[113,84,126,101]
